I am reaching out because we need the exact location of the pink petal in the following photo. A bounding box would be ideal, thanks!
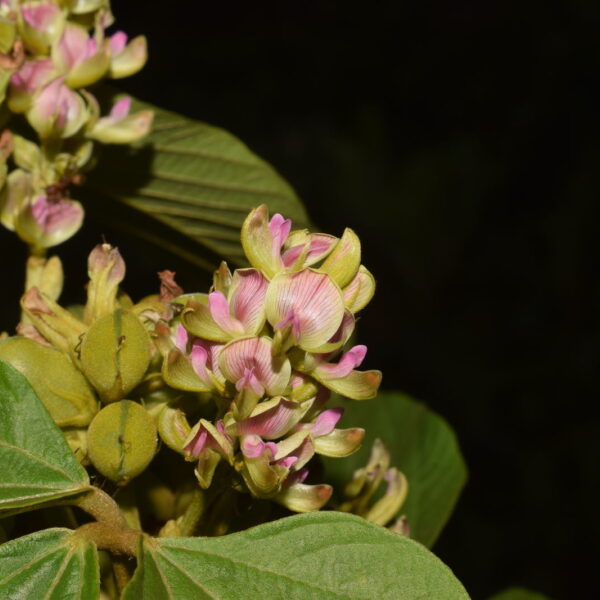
[184,427,208,457]
[284,467,309,487]
[219,337,291,396]
[228,269,267,332]
[22,2,60,30]
[175,325,188,352]
[276,456,298,469]
[236,367,264,396]
[311,407,344,436]
[316,345,367,379]
[208,290,245,335]
[190,343,209,381]
[269,213,291,250]
[235,398,303,439]
[109,97,132,121]
[109,31,128,56]
[266,269,345,351]
[281,244,305,268]
[31,196,82,235]
[10,59,53,94]
[241,435,277,459]
[58,26,90,69]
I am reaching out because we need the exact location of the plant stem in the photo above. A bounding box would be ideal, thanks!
[177,487,205,537]
[73,486,128,528]
[75,522,140,557]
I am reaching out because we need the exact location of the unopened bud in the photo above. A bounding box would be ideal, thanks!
[80,309,151,403]
[87,400,157,484]
[0,337,98,427]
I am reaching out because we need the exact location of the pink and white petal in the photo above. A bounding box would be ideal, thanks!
[313,427,365,458]
[265,269,345,352]
[219,337,291,395]
[162,349,213,393]
[181,296,231,343]
[303,233,337,266]
[319,228,362,288]
[308,407,344,437]
[312,368,382,401]
[241,205,282,278]
[233,397,311,440]
[274,430,314,471]
[208,291,245,336]
[313,345,368,379]
[269,213,292,250]
[275,482,332,512]
[343,265,376,313]
[308,310,356,354]
[174,324,188,352]
[228,268,268,334]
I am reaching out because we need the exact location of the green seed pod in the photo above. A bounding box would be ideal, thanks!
[0,337,98,427]
[87,400,157,485]
[80,309,151,403]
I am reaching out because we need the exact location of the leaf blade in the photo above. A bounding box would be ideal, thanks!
[87,90,309,268]
[0,528,99,600]
[0,360,89,512]
[123,512,469,600]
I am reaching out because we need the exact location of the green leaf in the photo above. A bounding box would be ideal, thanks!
[0,360,89,513]
[322,391,468,548]
[87,89,309,268]
[123,511,469,600]
[0,528,99,599]
[488,588,552,600]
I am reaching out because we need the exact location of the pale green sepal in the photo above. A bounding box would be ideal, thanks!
[319,228,361,288]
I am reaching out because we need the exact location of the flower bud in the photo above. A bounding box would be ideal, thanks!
[319,228,361,288]
[364,468,408,527]
[87,400,157,484]
[0,337,98,427]
[87,96,152,144]
[80,309,151,403]
[18,2,65,55]
[27,78,88,139]
[11,134,41,172]
[53,24,110,89]
[84,243,125,323]
[8,58,55,113]
[157,405,191,454]
[108,33,147,79]
[20,286,86,353]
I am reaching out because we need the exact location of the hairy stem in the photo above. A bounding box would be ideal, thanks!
[73,486,128,528]
[178,487,205,537]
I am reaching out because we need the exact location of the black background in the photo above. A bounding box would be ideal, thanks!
[2,2,597,598]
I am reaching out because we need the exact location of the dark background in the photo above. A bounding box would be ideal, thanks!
[2,1,596,598]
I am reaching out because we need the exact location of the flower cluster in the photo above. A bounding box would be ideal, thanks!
[0,0,151,250]
[156,205,382,512]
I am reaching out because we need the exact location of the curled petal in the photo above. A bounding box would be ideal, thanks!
[184,419,232,461]
[364,469,409,526]
[314,345,367,379]
[297,407,343,437]
[241,205,283,278]
[274,430,314,471]
[161,348,213,392]
[219,337,291,396]
[194,448,221,489]
[265,269,345,352]
[208,291,245,336]
[109,34,147,79]
[319,228,361,288]
[282,231,336,269]
[307,310,355,354]
[182,296,230,343]
[157,406,191,454]
[228,268,268,334]
[343,265,376,313]
[229,396,312,440]
[313,427,365,458]
[275,482,332,513]
[269,213,292,251]
[312,367,382,400]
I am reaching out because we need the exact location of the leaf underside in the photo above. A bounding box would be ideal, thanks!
[87,88,310,269]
